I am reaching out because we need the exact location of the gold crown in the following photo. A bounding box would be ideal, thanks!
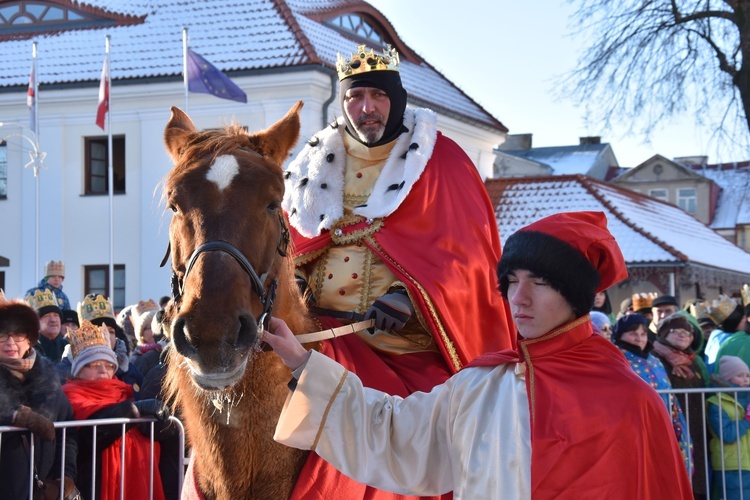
[689,300,711,320]
[69,319,111,358]
[44,260,65,278]
[708,294,738,325]
[78,294,114,323]
[336,44,399,81]
[25,288,58,312]
[742,284,750,308]
[632,292,658,311]
[134,299,159,317]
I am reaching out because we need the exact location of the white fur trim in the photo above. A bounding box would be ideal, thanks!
[283,109,438,238]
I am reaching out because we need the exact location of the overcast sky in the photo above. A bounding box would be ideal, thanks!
[367,0,749,167]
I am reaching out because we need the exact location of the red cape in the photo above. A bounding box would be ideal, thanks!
[291,133,514,372]
[469,317,693,498]
[63,378,164,500]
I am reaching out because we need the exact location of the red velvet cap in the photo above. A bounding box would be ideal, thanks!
[518,211,628,292]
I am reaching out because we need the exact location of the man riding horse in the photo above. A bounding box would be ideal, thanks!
[283,44,514,497]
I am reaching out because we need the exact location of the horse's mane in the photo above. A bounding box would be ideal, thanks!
[178,124,260,166]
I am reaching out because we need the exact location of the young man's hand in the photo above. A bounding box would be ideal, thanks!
[262,317,311,371]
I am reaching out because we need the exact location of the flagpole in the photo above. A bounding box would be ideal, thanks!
[105,35,114,302]
[183,27,189,114]
[31,41,40,283]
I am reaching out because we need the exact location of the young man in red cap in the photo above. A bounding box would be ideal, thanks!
[264,211,693,499]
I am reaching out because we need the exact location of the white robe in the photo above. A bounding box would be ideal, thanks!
[274,350,532,500]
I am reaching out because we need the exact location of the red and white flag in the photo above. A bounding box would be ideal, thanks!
[27,61,36,131]
[96,55,109,130]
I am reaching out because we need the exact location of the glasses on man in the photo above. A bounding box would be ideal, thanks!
[0,332,28,343]
[668,328,693,338]
[83,361,117,372]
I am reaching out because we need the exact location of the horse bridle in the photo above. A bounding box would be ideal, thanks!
[160,211,290,334]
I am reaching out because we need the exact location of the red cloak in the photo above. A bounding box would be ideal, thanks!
[63,378,164,500]
[469,316,694,499]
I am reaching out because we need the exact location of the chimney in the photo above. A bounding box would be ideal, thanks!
[579,136,601,145]
[497,133,532,151]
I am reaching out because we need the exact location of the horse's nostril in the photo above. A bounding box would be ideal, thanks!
[237,315,257,349]
[172,317,198,357]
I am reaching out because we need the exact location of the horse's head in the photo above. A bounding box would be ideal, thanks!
[162,102,303,391]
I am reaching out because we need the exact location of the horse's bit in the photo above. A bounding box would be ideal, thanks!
[160,210,290,335]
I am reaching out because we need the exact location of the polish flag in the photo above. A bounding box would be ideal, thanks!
[96,56,109,130]
[27,62,36,131]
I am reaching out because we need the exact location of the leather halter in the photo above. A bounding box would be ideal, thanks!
[161,210,290,334]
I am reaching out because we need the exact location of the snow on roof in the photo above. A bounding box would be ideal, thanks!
[691,163,750,228]
[486,175,750,275]
[500,143,609,176]
[0,0,503,131]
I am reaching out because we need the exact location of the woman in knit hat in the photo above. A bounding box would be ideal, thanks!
[589,310,612,340]
[62,320,170,500]
[0,296,77,500]
[612,314,693,478]
[265,211,693,499]
[707,355,750,499]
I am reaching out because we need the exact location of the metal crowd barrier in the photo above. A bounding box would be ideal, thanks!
[658,386,750,500]
[0,415,185,500]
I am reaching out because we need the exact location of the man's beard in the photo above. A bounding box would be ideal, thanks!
[352,113,386,144]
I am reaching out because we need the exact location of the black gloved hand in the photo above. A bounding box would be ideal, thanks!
[133,399,170,422]
[365,290,414,332]
[13,405,56,441]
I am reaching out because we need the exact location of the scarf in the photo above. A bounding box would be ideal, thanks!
[62,378,164,500]
[652,340,696,379]
[0,348,37,380]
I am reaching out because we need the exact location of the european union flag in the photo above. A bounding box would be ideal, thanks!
[187,49,247,103]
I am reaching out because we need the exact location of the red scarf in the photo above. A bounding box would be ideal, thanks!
[63,378,165,500]
[652,340,696,379]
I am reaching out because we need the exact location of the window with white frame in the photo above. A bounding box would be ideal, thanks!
[84,264,125,310]
[324,14,385,46]
[677,188,697,214]
[649,188,668,202]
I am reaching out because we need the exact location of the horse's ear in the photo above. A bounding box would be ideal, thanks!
[255,101,304,167]
[164,106,198,163]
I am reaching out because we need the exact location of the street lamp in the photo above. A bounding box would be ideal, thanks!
[0,121,46,281]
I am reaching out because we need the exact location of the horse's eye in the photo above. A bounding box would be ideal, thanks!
[169,204,178,214]
[266,201,280,213]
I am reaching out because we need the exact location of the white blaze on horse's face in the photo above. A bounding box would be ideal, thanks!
[206,154,240,191]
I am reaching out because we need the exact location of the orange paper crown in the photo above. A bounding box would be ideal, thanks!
[336,44,399,81]
[632,292,658,311]
[78,294,115,323]
[69,319,110,358]
[44,260,65,278]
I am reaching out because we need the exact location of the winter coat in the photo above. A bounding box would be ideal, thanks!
[0,356,77,500]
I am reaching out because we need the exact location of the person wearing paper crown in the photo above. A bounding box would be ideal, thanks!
[0,292,79,500]
[55,294,143,389]
[25,260,71,311]
[281,43,513,498]
[712,294,750,375]
[25,287,68,363]
[265,211,692,499]
[62,320,170,500]
[127,299,166,378]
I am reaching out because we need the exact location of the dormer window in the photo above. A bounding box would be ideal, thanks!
[325,14,385,46]
[0,1,114,35]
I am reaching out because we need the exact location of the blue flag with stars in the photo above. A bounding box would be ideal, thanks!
[187,49,247,103]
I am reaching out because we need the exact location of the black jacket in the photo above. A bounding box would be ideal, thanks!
[0,356,77,500]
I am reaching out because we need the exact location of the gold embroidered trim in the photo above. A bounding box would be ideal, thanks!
[330,216,384,245]
[344,193,369,207]
[370,238,461,371]
[294,246,329,267]
[310,251,331,304]
[358,247,376,313]
[311,368,349,451]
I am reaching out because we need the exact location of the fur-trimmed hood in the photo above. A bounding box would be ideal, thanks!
[283,108,438,238]
[0,355,63,421]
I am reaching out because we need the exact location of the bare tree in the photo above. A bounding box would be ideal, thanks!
[562,0,750,158]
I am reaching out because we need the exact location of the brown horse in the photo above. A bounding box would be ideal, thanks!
[160,102,318,499]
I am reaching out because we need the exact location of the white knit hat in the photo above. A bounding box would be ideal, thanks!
[719,356,750,381]
[71,345,118,377]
